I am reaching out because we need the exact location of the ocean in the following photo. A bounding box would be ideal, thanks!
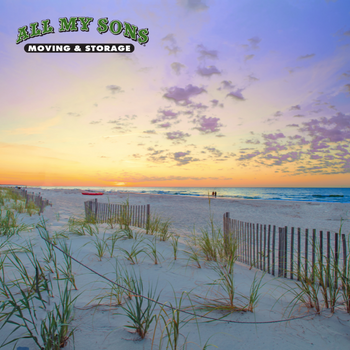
[33,186,350,203]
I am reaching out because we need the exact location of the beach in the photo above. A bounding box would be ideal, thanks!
[1,188,350,349]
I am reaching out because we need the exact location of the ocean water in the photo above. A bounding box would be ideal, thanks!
[33,186,350,203]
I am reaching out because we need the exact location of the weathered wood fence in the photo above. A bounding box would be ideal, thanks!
[10,187,52,214]
[84,199,150,230]
[223,212,348,281]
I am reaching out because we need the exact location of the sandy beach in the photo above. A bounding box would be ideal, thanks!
[1,188,350,349]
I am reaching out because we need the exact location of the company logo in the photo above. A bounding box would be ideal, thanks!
[17,17,149,53]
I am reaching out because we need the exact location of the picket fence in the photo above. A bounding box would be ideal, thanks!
[223,212,348,281]
[84,199,150,230]
[10,187,52,214]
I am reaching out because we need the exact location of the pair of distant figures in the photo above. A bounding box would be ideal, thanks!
[211,191,217,198]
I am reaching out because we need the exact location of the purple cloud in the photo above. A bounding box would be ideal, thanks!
[263,133,285,140]
[245,54,254,62]
[171,62,185,75]
[172,150,200,166]
[193,116,223,134]
[238,151,260,161]
[166,131,191,142]
[197,65,221,76]
[290,105,301,110]
[158,122,172,129]
[226,89,245,101]
[162,34,181,55]
[299,113,350,142]
[197,44,218,60]
[298,54,315,60]
[152,109,179,123]
[248,36,261,49]
[218,80,235,90]
[163,84,206,104]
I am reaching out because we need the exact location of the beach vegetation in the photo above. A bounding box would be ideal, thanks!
[90,259,126,307]
[58,241,78,290]
[171,235,179,261]
[118,239,146,265]
[146,237,164,265]
[90,231,108,261]
[121,273,160,339]
[0,209,31,237]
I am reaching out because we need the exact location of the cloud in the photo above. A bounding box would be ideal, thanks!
[172,150,200,166]
[244,54,254,62]
[263,132,285,140]
[238,151,260,161]
[143,130,157,134]
[106,85,123,94]
[218,80,235,90]
[67,112,80,117]
[162,34,181,55]
[158,122,172,129]
[287,124,299,127]
[163,84,206,105]
[290,104,301,110]
[344,84,350,94]
[188,102,208,110]
[294,114,305,118]
[298,54,315,60]
[204,146,223,158]
[226,89,245,101]
[193,115,223,134]
[274,111,283,117]
[90,120,101,124]
[245,139,260,144]
[340,71,350,79]
[197,65,221,76]
[248,36,261,49]
[171,62,185,75]
[177,0,208,11]
[247,74,259,82]
[197,44,218,60]
[152,109,179,123]
[166,130,191,143]
[299,112,350,143]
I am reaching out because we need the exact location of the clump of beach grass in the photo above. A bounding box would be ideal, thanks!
[0,209,31,237]
[90,259,126,307]
[171,235,179,261]
[146,237,164,265]
[121,273,160,339]
[119,239,147,265]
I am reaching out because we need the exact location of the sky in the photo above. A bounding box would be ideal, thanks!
[1,0,350,188]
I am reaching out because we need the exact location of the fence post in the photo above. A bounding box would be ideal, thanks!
[94,198,98,222]
[224,212,230,253]
[278,227,287,277]
[146,204,150,233]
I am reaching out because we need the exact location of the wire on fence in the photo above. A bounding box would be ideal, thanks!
[39,235,350,325]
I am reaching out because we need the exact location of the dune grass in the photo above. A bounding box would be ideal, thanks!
[121,272,160,339]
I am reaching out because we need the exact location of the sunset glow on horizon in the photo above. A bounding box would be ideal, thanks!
[1,1,350,188]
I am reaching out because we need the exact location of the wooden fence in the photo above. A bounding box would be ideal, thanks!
[84,199,150,230]
[223,212,348,281]
[10,187,52,214]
